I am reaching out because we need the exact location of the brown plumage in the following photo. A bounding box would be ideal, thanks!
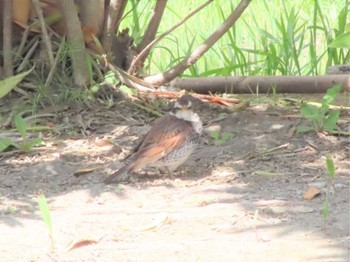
[104,95,203,184]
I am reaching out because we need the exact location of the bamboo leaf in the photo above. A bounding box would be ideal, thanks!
[0,67,34,98]
[14,115,27,140]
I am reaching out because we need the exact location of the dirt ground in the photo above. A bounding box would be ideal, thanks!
[0,94,349,262]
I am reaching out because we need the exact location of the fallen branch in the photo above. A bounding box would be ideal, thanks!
[108,63,155,91]
[170,75,350,94]
[141,90,240,106]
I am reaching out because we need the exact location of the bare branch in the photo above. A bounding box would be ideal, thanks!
[60,0,89,86]
[144,0,252,86]
[101,0,128,54]
[170,75,350,94]
[32,0,55,67]
[108,64,155,92]
[133,0,168,71]
[3,0,13,77]
[128,0,213,74]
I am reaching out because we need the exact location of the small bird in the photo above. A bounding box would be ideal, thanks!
[104,95,203,183]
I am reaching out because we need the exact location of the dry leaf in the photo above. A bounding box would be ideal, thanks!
[94,138,114,147]
[287,124,297,137]
[303,186,321,200]
[66,239,99,252]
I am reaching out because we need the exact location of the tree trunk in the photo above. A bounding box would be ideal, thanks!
[3,0,13,77]
[60,0,89,87]
[101,0,127,55]
[76,0,105,37]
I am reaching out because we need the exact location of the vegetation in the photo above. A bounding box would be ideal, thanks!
[37,192,55,251]
[0,114,43,152]
[121,0,349,77]
[0,0,348,96]
[322,156,337,229]
[297,84,342,133]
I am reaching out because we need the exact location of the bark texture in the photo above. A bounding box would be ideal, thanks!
[60,0,89,86]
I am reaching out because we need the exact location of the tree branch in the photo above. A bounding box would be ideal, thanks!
[101,0,127,54]
[127,0,213,74]
[144,0,252,86]
[132,0,168,73]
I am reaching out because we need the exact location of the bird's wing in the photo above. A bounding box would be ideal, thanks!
[135,114,193,161]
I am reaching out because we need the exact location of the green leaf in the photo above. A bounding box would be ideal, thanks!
[323,110,340,132]
[326,156,336,178]
[322,195,329,219]
[120,85,137,95]
[322,85,342,107]
[90,84,99,93]
[214,140,223,146]
[210,131,219,140]
[221,132,233,141]
[300,103,322,120]
[37,192,53,237]
[329,32,350,48]
[296,125,314,133]
[14,115,27,140]
[104,71,118,84]
[21,138,43,151]
[0,138,13,152]
[0,67,34,99]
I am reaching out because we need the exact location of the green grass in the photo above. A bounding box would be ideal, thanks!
[120,0,349,77]
[37,192,55,251]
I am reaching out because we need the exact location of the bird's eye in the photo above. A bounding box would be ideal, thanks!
[187,100,192,108]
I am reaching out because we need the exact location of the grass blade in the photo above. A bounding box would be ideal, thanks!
[326,156,336,178]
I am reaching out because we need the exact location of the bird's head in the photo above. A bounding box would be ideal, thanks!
[171,95,202,133]
[173,95,193,112]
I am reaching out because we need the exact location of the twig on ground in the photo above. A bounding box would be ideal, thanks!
[140,90,241,106]
[130,101,163,118]
[248,143,290,160]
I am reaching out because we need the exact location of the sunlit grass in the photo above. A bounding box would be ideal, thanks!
[120,0,349,77]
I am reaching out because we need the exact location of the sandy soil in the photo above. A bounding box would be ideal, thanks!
[0,95,349,261]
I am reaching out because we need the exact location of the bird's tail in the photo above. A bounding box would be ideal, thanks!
[104,163,134,184]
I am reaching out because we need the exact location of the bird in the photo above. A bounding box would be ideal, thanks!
[104,95,203,183]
